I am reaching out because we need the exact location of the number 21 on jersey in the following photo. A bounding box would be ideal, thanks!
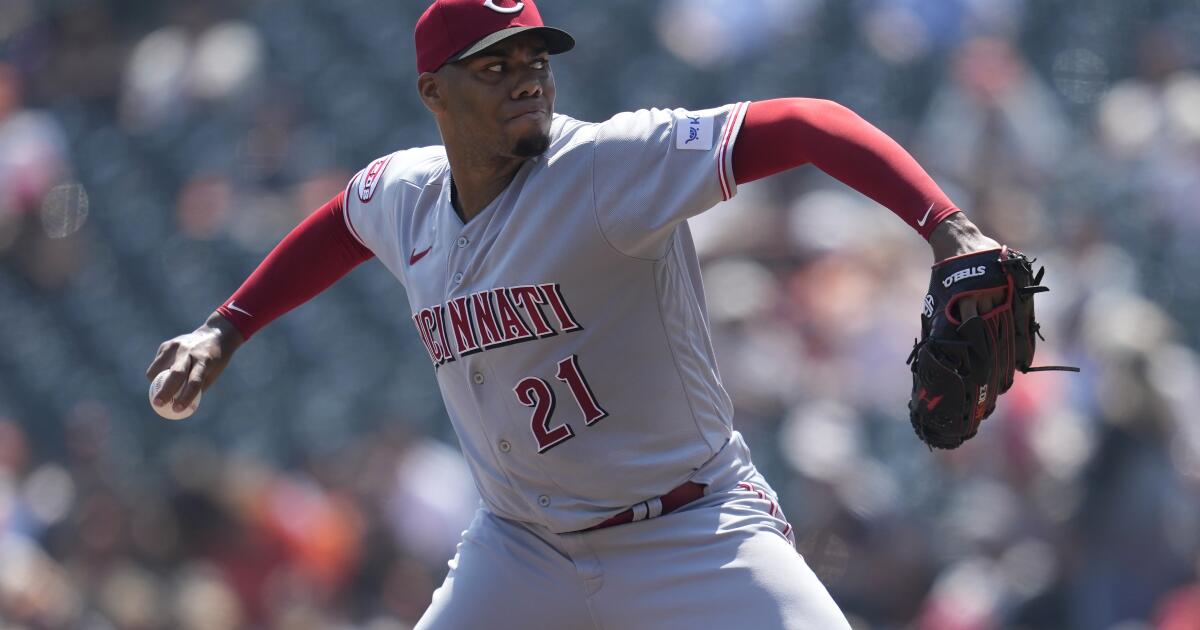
[513,354,608,453]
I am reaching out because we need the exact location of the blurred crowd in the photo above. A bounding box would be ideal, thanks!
[1,0,1199,628]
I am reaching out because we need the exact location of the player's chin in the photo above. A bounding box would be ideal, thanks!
[510,127,551,158]
[503,110,551,157]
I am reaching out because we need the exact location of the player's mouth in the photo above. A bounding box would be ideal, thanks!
[508,109,548,123]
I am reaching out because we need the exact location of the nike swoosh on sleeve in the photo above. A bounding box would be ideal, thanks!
[226,301,253,317]
[916,203,935,227]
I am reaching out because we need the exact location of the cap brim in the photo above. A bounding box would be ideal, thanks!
[450,26,575,64]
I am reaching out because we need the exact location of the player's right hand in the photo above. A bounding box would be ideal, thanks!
[146,311,245,413]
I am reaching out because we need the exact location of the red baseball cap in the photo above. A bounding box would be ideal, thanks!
[415,0,575,74]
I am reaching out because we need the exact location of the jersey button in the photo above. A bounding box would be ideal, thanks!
[498,439,511,453]
[538,495,551,507]
[472,372,485,385]
[453,272,464,284]
[457,236,469,248]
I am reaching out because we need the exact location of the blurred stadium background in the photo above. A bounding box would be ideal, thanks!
[2,0,1199,628]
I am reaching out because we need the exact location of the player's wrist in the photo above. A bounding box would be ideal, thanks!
[928,213,1000,263]
[204,310,247,353]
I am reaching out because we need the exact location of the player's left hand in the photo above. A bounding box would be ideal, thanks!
[908,217,1079,449]
[927,212,1003,319]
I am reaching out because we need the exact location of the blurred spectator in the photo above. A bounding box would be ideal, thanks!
[0,61,83,289]
[914,35,1070,247]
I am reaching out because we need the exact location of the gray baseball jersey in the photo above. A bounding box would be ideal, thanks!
[345,102,749,534]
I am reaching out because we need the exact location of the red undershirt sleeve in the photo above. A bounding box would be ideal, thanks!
[215,190,375,340]
[731,98,961,240]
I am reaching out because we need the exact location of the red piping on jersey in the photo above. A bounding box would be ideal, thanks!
[731,98,961,240]
[342,173,368,247]
[717,101,748,201]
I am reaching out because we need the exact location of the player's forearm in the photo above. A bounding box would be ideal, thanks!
[733,98,960,240]
[216,191,375,339]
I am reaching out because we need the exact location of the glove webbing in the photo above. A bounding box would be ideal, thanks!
[1014,278,1079,374]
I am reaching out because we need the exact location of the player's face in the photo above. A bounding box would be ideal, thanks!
[436,33,556,159]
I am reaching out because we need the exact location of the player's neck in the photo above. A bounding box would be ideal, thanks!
[445,149,527,223]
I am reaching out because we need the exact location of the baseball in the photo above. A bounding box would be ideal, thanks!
[148,370,200,420]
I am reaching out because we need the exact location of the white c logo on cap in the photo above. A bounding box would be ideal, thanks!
[483,0,524,14]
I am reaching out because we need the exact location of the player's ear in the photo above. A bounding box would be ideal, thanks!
[417,73,447,114]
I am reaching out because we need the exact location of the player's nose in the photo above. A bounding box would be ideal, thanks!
[511,69,544,100]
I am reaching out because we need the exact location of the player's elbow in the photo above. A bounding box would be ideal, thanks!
[753,98,864,140]
[790,98,863,131]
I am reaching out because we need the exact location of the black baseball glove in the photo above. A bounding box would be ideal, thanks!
[905,246,1078,449]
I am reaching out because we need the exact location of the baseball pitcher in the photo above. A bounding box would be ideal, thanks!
[147,1,1074,627]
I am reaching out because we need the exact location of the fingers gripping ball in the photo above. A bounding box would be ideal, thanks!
[149,370,201,420]
[905,247,1078,450]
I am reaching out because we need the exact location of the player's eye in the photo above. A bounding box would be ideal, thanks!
[531,58,548,70]
[485,63,503,73]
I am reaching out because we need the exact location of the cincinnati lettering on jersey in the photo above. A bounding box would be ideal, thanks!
[411,283,582,367]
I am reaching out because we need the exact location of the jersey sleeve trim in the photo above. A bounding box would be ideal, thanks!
[342,171,369,249]
[717,101,750,201]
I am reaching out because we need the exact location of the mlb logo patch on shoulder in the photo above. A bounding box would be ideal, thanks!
[358,155,392,202]
[676,113,714,151]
